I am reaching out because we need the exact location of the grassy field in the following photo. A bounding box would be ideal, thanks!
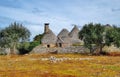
[0,54,120,77]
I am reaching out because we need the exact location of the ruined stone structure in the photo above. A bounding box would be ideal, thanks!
[41,23,82,48]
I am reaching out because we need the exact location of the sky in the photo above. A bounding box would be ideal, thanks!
[0,0,120,41]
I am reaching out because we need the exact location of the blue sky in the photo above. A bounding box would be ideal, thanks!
[0,0,120,41]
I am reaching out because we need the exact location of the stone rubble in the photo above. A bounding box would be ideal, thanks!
[39,56,94,63]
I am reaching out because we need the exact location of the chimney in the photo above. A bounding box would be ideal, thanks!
[44,23,49,33]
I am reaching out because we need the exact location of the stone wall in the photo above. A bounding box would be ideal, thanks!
[30,45,89,54]
[0,48,10,55]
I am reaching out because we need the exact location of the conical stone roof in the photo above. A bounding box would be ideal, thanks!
[41,29,57,44]
[69,25,79,39]
[57,29,71,44]
[57,29,69,37]
[69,26,81,44]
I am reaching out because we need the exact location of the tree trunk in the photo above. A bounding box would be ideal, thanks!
[95,44,103,55]
[7,48,10,55]
[10,43,16,55]
[100,44,103,53]
[13,45,16,54]
[95,47,100,55]
[89,45,94,54]
[90,49,92,53]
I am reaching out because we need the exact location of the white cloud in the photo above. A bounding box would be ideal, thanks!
[0,0,120,40]
[25,24,44,40]
[0,5,74,40]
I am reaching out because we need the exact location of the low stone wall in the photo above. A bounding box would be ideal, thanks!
[0,48,10,55]
[31,45,89,54]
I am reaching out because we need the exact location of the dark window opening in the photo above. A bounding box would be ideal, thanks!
[59,43,62,47]
[47,45,50,48]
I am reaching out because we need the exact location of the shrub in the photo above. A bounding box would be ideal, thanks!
[28,41,40,51]
[18,41,40,54]
[18,42,30,54]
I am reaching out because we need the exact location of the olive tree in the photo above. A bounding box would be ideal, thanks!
[0,22,31,54]
[79,23,120,54]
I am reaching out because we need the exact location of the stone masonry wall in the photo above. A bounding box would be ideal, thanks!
[0,48,10,55]
[31,45,89,54]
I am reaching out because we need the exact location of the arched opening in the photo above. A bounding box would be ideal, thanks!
[47,45,50,48]
[59,43,62,47]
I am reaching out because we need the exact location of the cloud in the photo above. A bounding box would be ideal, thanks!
[0,5,74,40]
[32,8,44,14]
[0,6,42,24]
[0,0,120,40]
[26,24,44,40]
[111,8,120,12]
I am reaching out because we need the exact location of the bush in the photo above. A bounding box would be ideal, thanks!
[18,41,40,54]
[18,42,30,54]
[29,41,40,51]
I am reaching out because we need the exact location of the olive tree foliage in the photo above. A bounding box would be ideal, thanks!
[105,25,120,47]
[0,22,31,54]
[79,23,105,54]
[33,33,44,44]
[79,23,120,54]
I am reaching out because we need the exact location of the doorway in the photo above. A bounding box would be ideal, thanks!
[47,45,50,48]
[59,43,62,47]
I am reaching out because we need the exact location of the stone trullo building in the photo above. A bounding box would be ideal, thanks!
[41,23,82,48]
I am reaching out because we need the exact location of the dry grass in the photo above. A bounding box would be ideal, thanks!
[0,54,120,77]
